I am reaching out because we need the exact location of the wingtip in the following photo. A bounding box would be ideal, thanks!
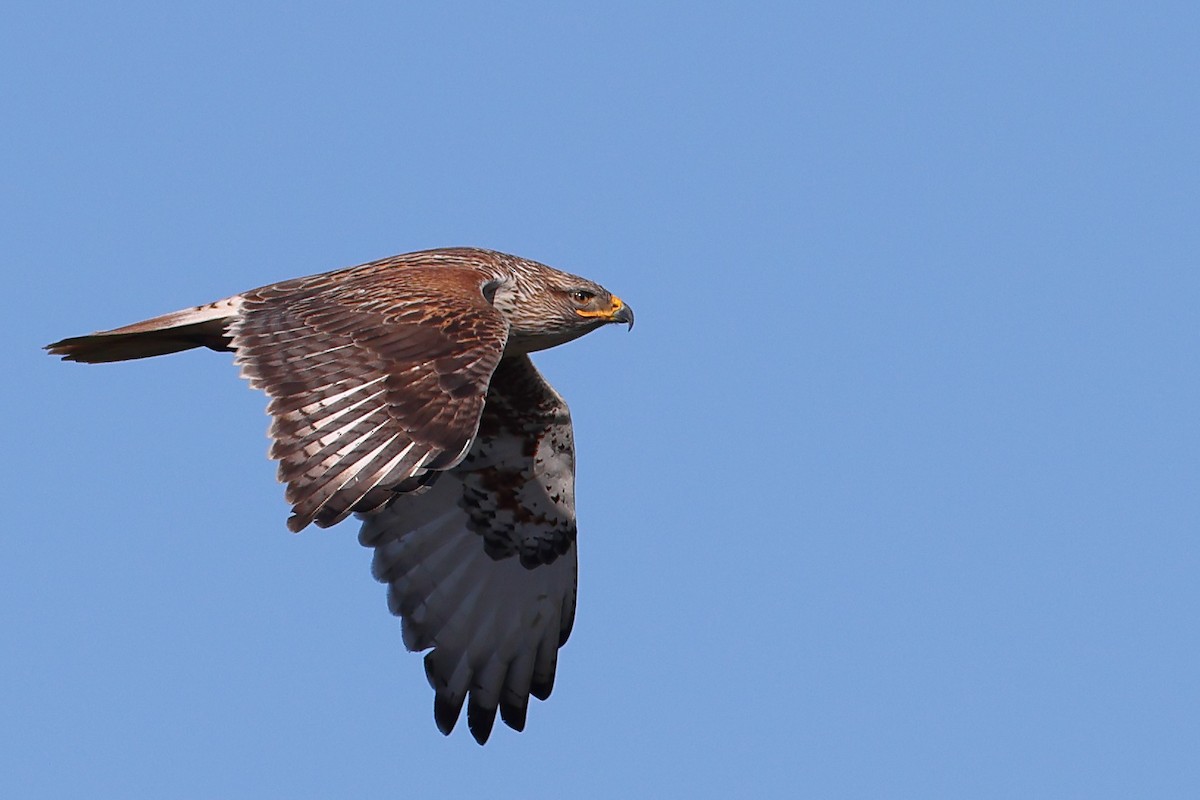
[499,699,529,732]
[44,338,85,362]
[530,671,556,701]
[467,699,498,745]
[433,694,463,737]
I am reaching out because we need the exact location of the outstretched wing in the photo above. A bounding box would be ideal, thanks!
[358,354,579,744]
[231,263,510,531]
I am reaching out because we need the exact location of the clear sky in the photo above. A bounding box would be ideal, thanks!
[4,3,1198,798]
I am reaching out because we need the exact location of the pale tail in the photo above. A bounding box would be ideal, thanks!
[46,297,243,363]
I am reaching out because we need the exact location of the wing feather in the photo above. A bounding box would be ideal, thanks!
[230,263,510,531]
[358,354,579,744]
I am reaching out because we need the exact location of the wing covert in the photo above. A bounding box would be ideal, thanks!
[231,263,510,531]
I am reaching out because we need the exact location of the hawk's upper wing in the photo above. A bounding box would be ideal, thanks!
[358,354,579,744]
[231,264,510,531]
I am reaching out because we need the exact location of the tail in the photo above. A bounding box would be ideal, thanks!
[46,297,243,363]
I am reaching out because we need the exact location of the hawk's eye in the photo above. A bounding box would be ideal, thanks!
[570,289,596,304]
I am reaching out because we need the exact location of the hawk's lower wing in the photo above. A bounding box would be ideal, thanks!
[358,355,579,744]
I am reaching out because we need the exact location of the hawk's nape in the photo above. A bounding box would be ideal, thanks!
[45,247,633,744]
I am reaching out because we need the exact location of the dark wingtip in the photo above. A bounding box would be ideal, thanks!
[499,698,528,732]
[467,697,498,745]
[44,338,85,362]
[530,673,555,702]
[427,653,466,736]
[433,694,462,736]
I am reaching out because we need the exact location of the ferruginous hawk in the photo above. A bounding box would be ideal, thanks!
[46,247,634,744]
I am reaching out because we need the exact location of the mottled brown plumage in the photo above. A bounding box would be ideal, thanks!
[47,247,633,743]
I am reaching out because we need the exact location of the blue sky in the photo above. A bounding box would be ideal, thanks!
[4,2,1198,797]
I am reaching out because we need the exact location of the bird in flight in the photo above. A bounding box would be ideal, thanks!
[46,247,634,744]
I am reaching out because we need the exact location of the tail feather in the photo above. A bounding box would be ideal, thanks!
[46,297,242,363]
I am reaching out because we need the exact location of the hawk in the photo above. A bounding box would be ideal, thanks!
[46,247,633,744]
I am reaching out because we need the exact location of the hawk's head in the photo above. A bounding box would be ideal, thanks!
[494,265,634,354]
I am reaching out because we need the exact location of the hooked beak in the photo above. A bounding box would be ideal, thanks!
[576,295,635,329]
[610,297,635,330]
